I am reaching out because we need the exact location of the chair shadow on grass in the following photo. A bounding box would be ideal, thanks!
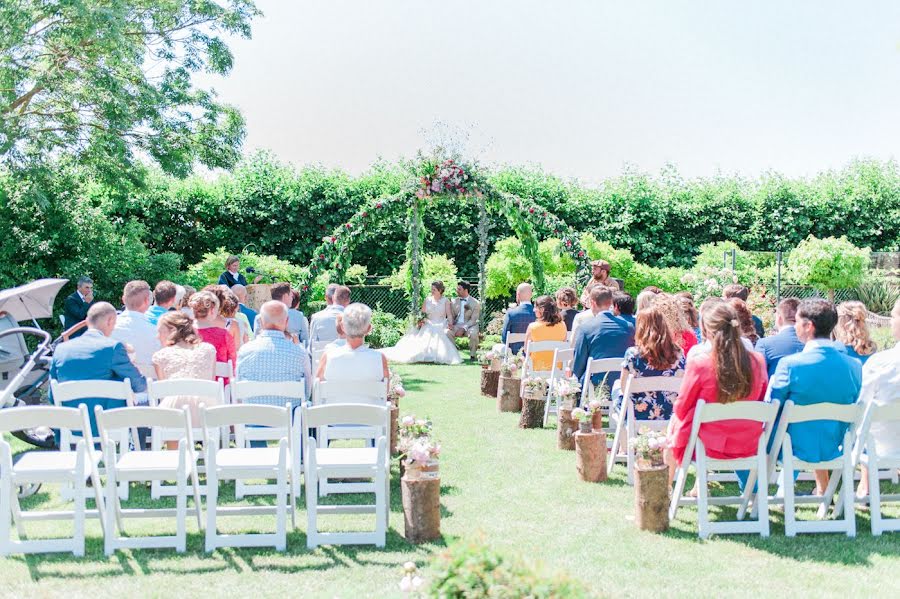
[662,475,900,565]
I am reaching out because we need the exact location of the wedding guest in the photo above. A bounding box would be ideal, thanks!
[728,297,759,347]
[572,287,635,387]
[501,283,536,355]
[612,291,636,327]
[180,285,196,318]
[190,290,236,383]
[723,283,765,339]
[237,300,311,403]
[146,280,178,326]
[686,298,755,361]
[767,298,863,495]
[855,298,900,497]
[635,289,657,314]
[324,314,348,354]
[62,276,96,336]
[834,301,877,364]
[231,284,258,340]
[174,285,186,309]
[524,295,567,371]
[675,292,700,340]
[655,293,698,355]
[668,302,768,477]
[152,311,217,426]
[310,284,349,343]
[288,288,311,345]
[556,287,579,331]
[580,259,623,305]
[754,298,803,378]
[317,303,390,399]
[616,305,685,421]
[449,281,482,361]
[254,282,309,343]
[204,285,244,350]
[110,280,160,374]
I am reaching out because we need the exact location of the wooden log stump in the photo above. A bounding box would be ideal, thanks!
[634,465,669,532]
[389,402,399,456]
[591,410,604,432]
[401,460,441,543]
[245,284,273,311]
[575,430,607,482]
[557,405,578,450]
[518,397,546,429]
[496,376,522,412]
[480,368,500,398]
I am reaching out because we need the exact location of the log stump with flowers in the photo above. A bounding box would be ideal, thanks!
[631,429,670,533]
[479,351,501,398]
[398,415,442,543]
[573,404,607,482]
[519,376,548,428]
[553,376,582,449]
[496,357,523,413]
[388,372,406,456]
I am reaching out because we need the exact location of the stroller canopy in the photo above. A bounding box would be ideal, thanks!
[0,279,68,322]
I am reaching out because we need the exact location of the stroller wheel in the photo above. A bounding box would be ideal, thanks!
[9,398,57,449]
[17,483,41,499]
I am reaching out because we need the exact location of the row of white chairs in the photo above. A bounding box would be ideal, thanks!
[0,377,392,556]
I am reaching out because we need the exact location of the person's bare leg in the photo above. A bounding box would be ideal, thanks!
[814,469,830,495]
[857,465,869,498]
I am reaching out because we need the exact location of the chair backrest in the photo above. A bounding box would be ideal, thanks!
[587,357,622,376]
[683,399,780,465]
[147,378,225,407]
[0,404,89,436]
[623,374,684,396]
[202,403,292,449]
[526,340,570,355]
[215,360,233,380]
[95,405,193,452]
[783,401,863,425]
[553,347,575,366]
[316,380,387,405]
[230,380,306,404]
[504,333,527,358]
[302,403,388,429]
[50,378,135,405]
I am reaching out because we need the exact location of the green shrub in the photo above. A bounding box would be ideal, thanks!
[367,307,407,349]
[381,254,459,302]
[184,248,305,289]
[856,275,900,315]
[485,237,579,299]
[788,235,870,298]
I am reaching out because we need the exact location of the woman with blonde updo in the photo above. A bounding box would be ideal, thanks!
[190,290,236,383]
[654,293,698,355]
[203,284,244,350]
[834,301,877,364]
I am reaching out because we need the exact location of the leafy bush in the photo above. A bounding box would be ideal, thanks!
[382,254,459,302]
[485,237,579,299]
[856,275,900,315]
[788,235,870,298]
[428,539,589,598]
[184,248,305,289]
[367,307,407,349]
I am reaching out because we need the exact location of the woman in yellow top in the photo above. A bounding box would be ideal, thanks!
[524,295,568,372]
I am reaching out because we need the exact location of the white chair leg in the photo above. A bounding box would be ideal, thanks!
[842,453,856,538]
[817,468,841,520]
[176,470,187,553]
[72,473,86,557]
[696,444,710,539]
[757,441,770,537]
[607,413,624,476]
[275,442,288,551]
[104,469,118,556]
[205,468,217,552]
[191,467,203,531]
[0,473,11,557]
[375,466,387,548]
[783,444,796,537]
[669,467,687,521]
[869,455,882,536]
[305,447,318,550]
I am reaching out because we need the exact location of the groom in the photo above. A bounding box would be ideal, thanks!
[447,281,481,360]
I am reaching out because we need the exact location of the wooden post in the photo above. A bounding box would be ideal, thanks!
[575,430,607,482]
[245,284,273,311]
[389,402,399,456]
[496,376,522,412]
[557,405,578,450]
[480,368,500,398]
[519,398,546,429]
[401,460,441,543]
[634,465,669,532]
[591,410,603,432]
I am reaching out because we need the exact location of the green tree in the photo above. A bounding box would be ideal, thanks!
[1,0,260,179]
[788,235,871,301]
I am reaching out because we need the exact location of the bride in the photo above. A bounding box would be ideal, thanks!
[380,281,462,365]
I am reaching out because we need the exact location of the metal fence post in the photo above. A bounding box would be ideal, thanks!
[776,251,782,305]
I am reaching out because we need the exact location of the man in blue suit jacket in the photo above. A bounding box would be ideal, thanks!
[50,302,147,434]
[572,287,635,389]
[754,298,804,378]
[767,298,862,495]
[501,283,536,355]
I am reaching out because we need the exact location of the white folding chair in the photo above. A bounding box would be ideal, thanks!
[302,403,389,549]
[669,399,780,539]
[851,402,900,535]
[579,357,623,432]
[0,405,104,556]
[503,333,527,361]
[147,378,226,498]
[543,347,575,426]
[230,380,306,499]
[766,401,864,537]
[608,375,683,484]
[215,360,234,403]
[310,340,330,372]
[50,378,135,500]
[95,405,203,555]
[201,403,295,552]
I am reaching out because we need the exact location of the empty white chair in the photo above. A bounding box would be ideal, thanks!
[543,347,575,426]
[0,405,104,556]
[230,380,305,498]
[503,333,527,360]
[201,403,295,552]
[669,399,780,539]
[608,375,683,484]
[50,378,135,500]
[766,401,864,537]
[853,402,900,535]
[95,405,203,555]
[302,403,389,549]
[147,378,225,498]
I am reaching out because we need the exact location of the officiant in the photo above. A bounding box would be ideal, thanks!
[448,281,481,361]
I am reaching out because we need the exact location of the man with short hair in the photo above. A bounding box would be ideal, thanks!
[611,291,636,327]
[254,282,309,343]
[448,281,481,360]
[580,259,623,305]
[723,283,765,339]
[63,276,96,336]
[572,287,635,388]
[146,280,178,326]
[767,298,863,495]
[110,280,160,373]
[501,283,535,355]
[50,302,147,430]
[754,298,804,378]
[237,300,311,403]
[310,284,349,343]
[231,284,257,340]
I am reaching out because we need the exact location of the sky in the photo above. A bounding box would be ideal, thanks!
[194,0,900,182]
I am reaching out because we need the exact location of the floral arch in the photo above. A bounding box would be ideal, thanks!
[296,156,590,321]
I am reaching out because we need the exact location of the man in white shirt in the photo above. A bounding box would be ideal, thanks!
[110,280,160,375]
[309,284,350,343]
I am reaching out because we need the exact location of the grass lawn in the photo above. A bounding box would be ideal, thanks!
[2,362,900,597]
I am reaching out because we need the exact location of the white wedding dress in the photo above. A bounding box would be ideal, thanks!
[380,296,462,365]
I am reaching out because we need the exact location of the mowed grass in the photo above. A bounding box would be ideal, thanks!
[1,362,899,598]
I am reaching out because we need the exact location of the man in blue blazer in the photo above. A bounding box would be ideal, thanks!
[767,298,862,495]
[572,287,635,388]
[754,298,804,378]
[501,283,536,355]
[50,302,147,434]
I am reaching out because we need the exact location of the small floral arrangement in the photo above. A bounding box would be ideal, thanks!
[572,399,602,422]
[398,414,441,466]
[389,371,406,401]
[416,308,428,329]
[416,158,477,198]
[500,352,524,377]
[522,376,548,395]
[552,375,582,399]
[479,349,500,369]
[629,428,669,467]
[399,561,425,593]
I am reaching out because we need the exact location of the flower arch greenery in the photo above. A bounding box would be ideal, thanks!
[296,157,590,322]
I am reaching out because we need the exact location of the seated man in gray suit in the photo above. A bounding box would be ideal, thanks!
[448,281,481,361]
[309,284,350,343]
[572,287,635,389]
